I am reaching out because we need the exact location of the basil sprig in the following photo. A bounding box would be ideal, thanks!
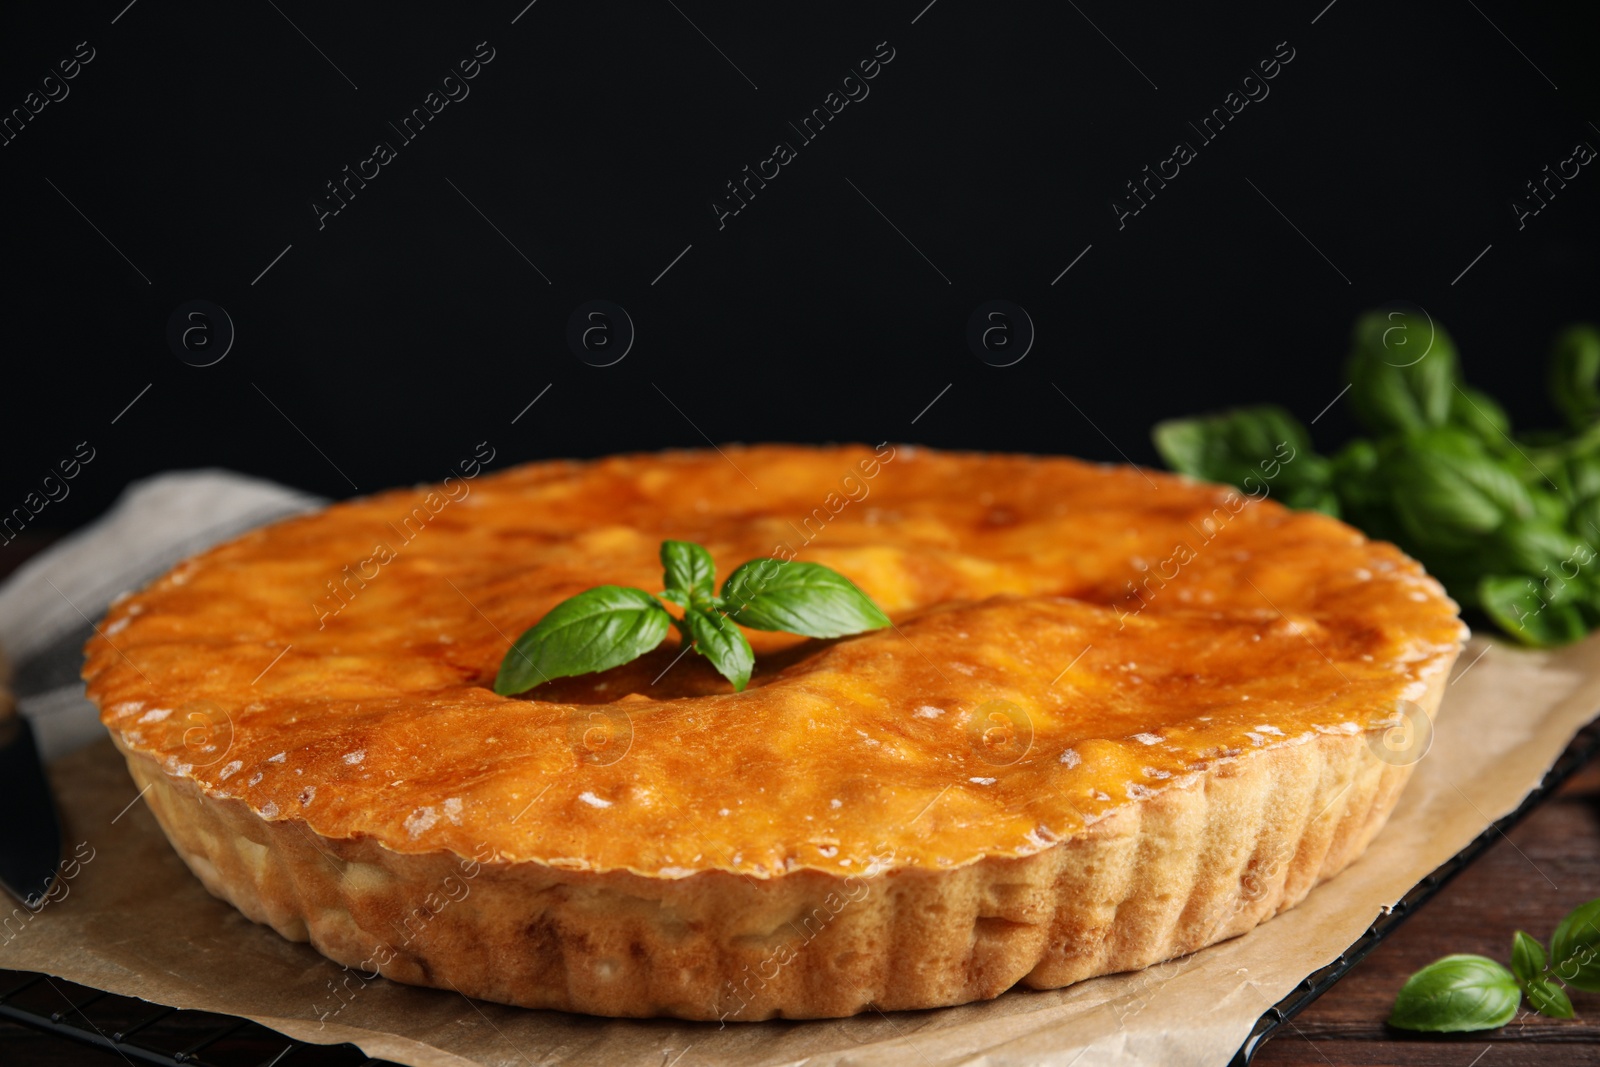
[1513,930,1575,1019]
[493,541,889,695]
[1153,309,1600,647]
[1389,896,1599,1031]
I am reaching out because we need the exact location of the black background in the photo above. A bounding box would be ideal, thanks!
[2,0,1597,532]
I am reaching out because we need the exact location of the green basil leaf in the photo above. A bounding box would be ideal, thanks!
[660,540,716,602]
[1388,954,1520,1032]
[1330,439,1402,538]
[1568,458,1600,505]
[722,559,891,638]
[1511,930,1547,985]
[494,585,672,695]
[1425,429,1534,512]
[682,606,754,691]
[1550,898,1600,992]
[1574,494,1600,547]
[1479,575,1588,647]
[1510,924,1573,1020]
[1347,310,1459,435]
[1493,519,1585,578]
[1281,484,1341,516]
[1449,384,1512,444]
[1525,977,1574,1019]
[1541,604,1587,646]
[1530,488,1571,526]
[1549,324,1600,431]
[1151,405,1317,495]
[1150,416,1212,478]
[1334,438,1379,480]
[1385,430,1532,550]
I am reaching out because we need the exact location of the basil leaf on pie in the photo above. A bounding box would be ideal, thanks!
[496,542,890,690]
[681,605,755,691]
[722,559,891,638]
[1388,955,1520,1032]
[661,540,716,603]
[494,585,672,695]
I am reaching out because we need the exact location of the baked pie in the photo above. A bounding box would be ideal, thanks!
[84,445,1464,1020]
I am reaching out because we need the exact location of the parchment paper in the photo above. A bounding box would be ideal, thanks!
[3,633,1597,1067]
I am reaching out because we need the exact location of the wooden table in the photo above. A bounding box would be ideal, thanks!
[1254,759,1600,1066]
[2,534,1597,1065]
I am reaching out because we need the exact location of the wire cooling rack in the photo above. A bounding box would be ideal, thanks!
[4,720,1597,1067]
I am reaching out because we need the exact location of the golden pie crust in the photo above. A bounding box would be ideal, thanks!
[84,445,1465,1020]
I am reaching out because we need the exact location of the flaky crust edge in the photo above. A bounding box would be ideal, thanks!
[111,665,1448,1021]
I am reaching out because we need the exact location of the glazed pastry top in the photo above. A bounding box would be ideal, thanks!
[85,445,1465,876]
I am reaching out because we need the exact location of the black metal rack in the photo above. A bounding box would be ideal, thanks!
[0,969,375,1065]
[4,721,1597,1067]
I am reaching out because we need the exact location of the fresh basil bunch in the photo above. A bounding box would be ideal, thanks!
[1152,310,1600,647]
[1388,897,1600,1031]
[493,540,890,695]
[1152,404,1337,513]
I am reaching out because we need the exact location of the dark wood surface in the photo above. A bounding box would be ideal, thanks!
[2,534,1598,1066]
[1252,757,1600,1067]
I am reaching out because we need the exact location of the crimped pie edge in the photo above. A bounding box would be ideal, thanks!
[111,664,1449,1021]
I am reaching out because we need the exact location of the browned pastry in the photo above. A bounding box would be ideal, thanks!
[84,445,1465,1019]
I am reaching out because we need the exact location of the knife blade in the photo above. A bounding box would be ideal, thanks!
[0,713,61,909]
